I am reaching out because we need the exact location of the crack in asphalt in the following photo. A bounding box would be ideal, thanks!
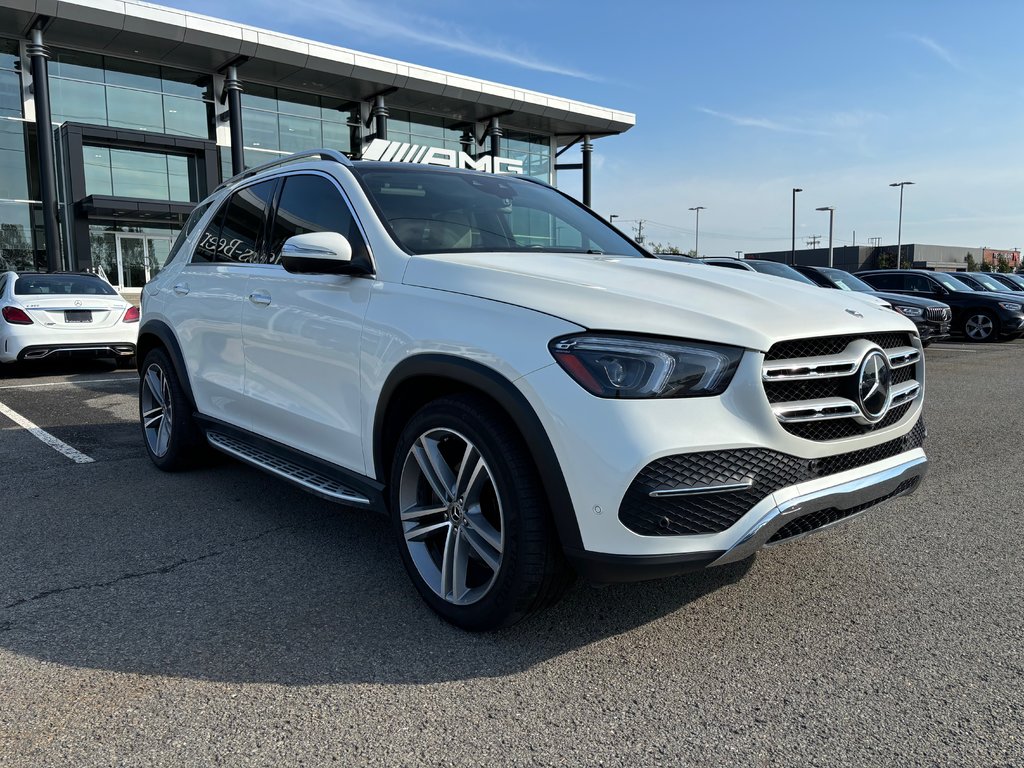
[1,523,303,612]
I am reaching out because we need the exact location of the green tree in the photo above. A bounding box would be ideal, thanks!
[980,259,993,272]
[965,252,978,271]
[997,255,1011,273]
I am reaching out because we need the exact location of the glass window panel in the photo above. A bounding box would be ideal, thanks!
[241,83,278,112]
[106,86,163,132]
[0,119,28,199]
[214,180,276,263]
[50,78,107,125]
[103,57,162,91]
[278,113,321,153]
[242,107,279,150]
[193,202,227,263]
[276,88,319,118]
[88,226,118,284]
[109,148,169,199]
[387,109,412,136]
[322,120,352,153]
[0,201,36,271]
[0,39,18,70]
[0,71,21,117]
[50,50,104,83]
[119,235,148,289]
[163,94,209,138]
[160,67,211,100]
[167,155,191,201]
[147,236,173,275]
[320,104,353,124]
[83,146,113,196]
[243,148,283,172]
[268,174,365,265]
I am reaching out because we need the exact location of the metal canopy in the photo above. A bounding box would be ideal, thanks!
[0,0,636,142]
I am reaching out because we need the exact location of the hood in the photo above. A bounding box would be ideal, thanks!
[869,291,948,309]
[402,253,915,352]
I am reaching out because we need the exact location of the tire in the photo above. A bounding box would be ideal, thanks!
[138,347,205,471]
[389,394,571,631]
[963,311,998,342]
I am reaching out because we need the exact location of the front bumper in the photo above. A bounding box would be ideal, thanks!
[917,320,950,343]
[567,450,927,582]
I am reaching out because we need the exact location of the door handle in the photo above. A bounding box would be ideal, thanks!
[172,282,189,296]
[248,291,272,306]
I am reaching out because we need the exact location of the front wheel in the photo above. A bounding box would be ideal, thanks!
[389,395,570,631]
[964,311,998,342]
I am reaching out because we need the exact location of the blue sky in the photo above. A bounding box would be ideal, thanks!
[177,0,1023,256]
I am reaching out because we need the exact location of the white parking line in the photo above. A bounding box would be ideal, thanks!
[0,377,133,390]
[0,400,95,464]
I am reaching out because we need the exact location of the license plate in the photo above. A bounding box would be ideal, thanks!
[64,310,92,323]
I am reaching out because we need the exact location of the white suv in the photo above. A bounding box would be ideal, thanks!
[138,150,928,630]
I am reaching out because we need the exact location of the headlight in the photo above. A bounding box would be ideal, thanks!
[550,335,743,398]
[894,305,924,317]
[998,301,1022,311]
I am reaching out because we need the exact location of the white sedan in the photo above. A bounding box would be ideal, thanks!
[0,271,139,368]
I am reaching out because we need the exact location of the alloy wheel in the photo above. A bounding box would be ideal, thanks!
[397,427,505,606]
[141,363,173,457]
[965,314,994,341]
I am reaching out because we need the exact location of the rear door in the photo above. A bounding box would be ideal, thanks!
[161,180,277,428]
[241,172,373,473]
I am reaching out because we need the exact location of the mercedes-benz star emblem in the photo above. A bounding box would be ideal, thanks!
[857,350,892,421]
[845,308,864,318]
[74,299,82,307]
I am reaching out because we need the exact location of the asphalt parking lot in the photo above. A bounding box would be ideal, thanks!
[1,344,1021,767]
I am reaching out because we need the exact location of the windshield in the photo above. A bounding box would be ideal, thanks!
[973,274,1007,291]
[817,267,874,292]
[14,274,117,296]
[933,273,972,292]
[747,261,817,284]
[355,168,648,257]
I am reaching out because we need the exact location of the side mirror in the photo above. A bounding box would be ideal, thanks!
[281,231,364,275]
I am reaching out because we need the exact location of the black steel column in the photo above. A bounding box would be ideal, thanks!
[225,66,244,176]
[581,134,593,208]
[372,95,388,141]
[27,27,61,272]
[487,117,502,169]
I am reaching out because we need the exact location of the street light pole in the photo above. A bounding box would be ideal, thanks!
[889,181,914,268]
[816,206,835,268]
[791,188,802,265]
[609,214,619,227]
[688,206,705,256]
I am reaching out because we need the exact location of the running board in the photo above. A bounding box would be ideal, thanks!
[206,430,372,507]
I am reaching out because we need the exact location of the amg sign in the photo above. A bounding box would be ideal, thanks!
[360,138,524,175]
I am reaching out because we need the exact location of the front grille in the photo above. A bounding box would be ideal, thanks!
[926,307,952,322]
[765,332,910,361]
[767,478,919,543]
[763,332,922,441]
[619,419,926,536]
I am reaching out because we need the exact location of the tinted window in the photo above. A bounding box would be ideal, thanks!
[861,273,901,290]
[193,181,276,264]
[267,175,368,265]
[708,261,750,271]
[932,273,971,292]
[15,274,117,296]
[164,202,211,267]
[747,261,817,284]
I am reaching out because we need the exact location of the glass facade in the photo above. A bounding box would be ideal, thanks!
[0,41,38,271]
[241,83,357,158]
[83,146,194,201]
[0,201,39,271]
[500,130,552,181]
[88,224,180,288]
[49,49,213,139]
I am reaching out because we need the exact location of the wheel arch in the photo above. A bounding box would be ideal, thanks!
[373,354,584,551]
[136,319,197,411]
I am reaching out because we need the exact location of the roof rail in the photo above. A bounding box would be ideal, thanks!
[215,148,353,192]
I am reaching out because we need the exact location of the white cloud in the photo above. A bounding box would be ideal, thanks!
[906,35,963,71]
[696,107,832,136]
[276,0,601,81]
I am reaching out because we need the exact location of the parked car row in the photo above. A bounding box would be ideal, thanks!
[664,254,1024,344]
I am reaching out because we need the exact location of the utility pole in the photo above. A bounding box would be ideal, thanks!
[806,235,821,249]
[688,206,705,256]
[735,250,742,259]
[869,237,881,248]
[791,188,802,265]
[634,220,646,244]
[890,181,914,269]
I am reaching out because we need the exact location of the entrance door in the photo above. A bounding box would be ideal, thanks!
[113,234,173,289]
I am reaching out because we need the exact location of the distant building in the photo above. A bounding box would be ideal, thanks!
[745,244,1019,273]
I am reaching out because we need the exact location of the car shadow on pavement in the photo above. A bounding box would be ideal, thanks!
[0,448,753,686]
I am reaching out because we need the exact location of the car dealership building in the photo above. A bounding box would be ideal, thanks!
[0,0,634,293]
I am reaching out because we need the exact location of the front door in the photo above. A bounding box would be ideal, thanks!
[114,234,173,289]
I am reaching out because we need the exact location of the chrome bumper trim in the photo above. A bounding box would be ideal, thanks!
[711,452,928,566]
